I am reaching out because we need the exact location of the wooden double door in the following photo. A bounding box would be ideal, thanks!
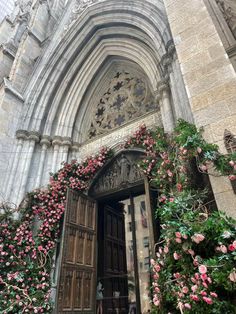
[56,191,128,314]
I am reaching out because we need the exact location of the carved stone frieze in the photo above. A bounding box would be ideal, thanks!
[90,151,144,196]
[216,0,236,39]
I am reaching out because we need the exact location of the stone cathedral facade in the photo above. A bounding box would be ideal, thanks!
[1,1,236,313]
[0,0,236,214]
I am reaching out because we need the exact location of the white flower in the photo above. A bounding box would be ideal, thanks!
[222,231,232,239]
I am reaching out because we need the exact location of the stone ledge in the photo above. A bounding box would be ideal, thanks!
[0,44,16,60]
[3,78,24,102]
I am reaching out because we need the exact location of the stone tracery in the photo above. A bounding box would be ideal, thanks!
[87,71,157,139]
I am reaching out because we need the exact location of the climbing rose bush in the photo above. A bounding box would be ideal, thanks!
[124,120,236,313]
[0,147,112,313]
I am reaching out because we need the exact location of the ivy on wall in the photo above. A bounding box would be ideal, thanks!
[0,120,235,313]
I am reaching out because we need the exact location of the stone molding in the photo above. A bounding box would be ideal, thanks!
[62,137,72,147]
[40,135,51,147]
[1,44,16,60]
[157,80,170,95]
[3,78,24,102]
[71,142,80,151]
[28,131,40,142]
[52,136,63,146]
[16,129,29,140]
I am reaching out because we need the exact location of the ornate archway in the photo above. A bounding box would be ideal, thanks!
[55,149,157,314]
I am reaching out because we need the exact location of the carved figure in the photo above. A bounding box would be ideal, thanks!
[216,0,236,39]
[118,154,131,183]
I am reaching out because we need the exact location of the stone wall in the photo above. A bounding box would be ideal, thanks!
[164,0,236,218]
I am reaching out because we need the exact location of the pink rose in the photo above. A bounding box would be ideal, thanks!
[229,271,236,282]
[210,292,218,298]
[191,233,205,244]
[154,264,161,272]
[164,246,169,254]
[184,303,191,309]
[182,286,189,294]
[191,285,198,292]
[228,244,235,252]
[220,245,227,254]
[175,232,182,238]
[229,175,236,181]
[190,294,199,302]
[200,273,208,281]
[153,297,160,306]
[203,296,213,305]
[173,252,181,260]
[175,238,182,243]
[174,273,181,279]
[188,249,195,256]
[198,265,207,274]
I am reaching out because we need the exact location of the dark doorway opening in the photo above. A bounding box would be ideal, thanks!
[96,188,157,314]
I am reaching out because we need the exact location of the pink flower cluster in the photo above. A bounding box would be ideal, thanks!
[0,146,112,313]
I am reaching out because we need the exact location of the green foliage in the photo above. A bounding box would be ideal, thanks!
[126,119,236,313]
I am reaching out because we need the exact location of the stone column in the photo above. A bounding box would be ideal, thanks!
[5,130,28,200]
[156,81,175,133]
[35,135,51,188]
[51,136,63,174]
[71,142,80,161]
[163,0,236,218]
[16,131,40,205]
[61,137,72,163]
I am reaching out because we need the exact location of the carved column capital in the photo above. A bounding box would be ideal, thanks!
[166,40,176,57]
[28,131,40,142]
[71,142,80,151]
[40,135,51,147]
[16,129,29,140]
[52,136,63,146]
[157,80,170,95]
[154,91,162,102]
[62,137,72,147]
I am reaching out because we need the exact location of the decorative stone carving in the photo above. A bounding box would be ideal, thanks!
[224,129,236,193]
[216,0,236,39]
[16,129,29,140]
[224,129,236,153]
[64,0,105,32]
[90,151,144,196]
[87,71,157,139]
[7,0,33,48]
[40,135,51,147]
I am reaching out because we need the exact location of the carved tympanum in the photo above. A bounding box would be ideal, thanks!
[90,152,144,196]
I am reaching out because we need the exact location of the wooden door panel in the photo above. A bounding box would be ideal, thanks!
[76,230,85,264]
[73,271,83,310]
[103,205,128,314]
[78,196,86,226]
[56,190,97,314]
